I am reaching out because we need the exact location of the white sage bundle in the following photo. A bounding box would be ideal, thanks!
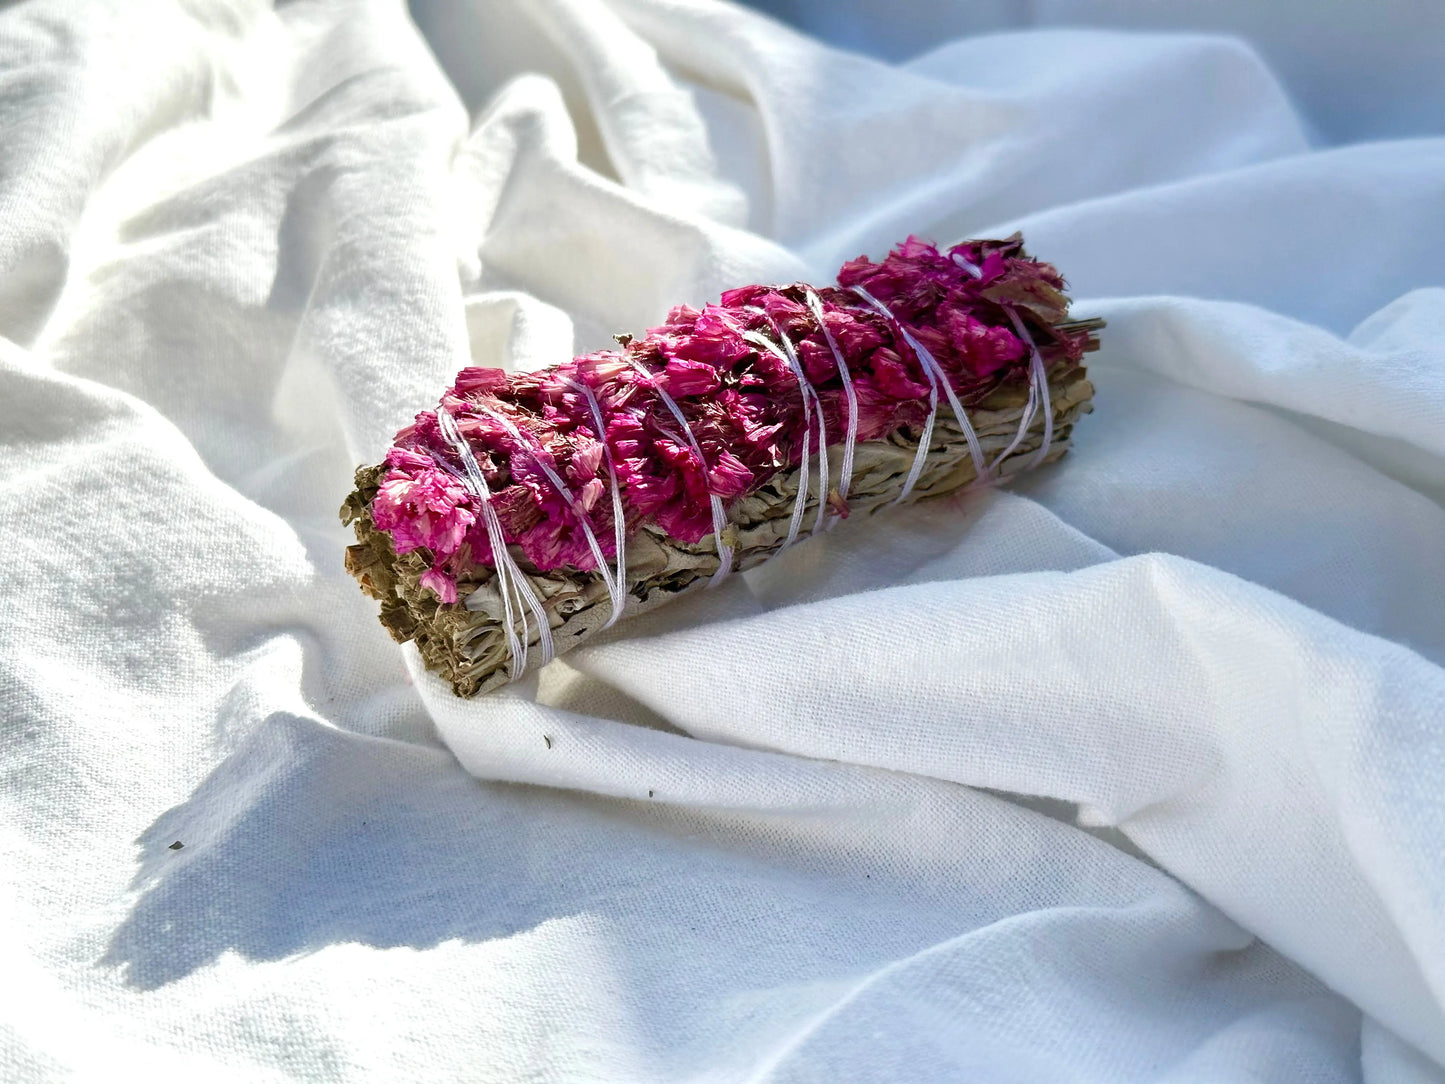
[342,236,1100,696]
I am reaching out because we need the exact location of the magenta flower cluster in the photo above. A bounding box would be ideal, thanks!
[370,237,1087,603]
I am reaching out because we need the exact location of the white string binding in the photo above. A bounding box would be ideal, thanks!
[560,376,628,628]
[739,307,829,544]
[802,287,859,522]
[950,251,984,278]
[435,406,554,680]
[1005,307,1055,469]
[951,249,1055,473]
[848,284,989,499]
[471,398,626,630]
[624,358,734,586]
[983,349,1040,474]
[735,320,811,547]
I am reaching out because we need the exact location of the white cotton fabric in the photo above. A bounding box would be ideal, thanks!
[1,1,1443,1080]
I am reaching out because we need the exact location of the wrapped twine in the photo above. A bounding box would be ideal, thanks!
[341,235,1101,696]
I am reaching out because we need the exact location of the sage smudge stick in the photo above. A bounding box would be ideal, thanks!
[341,235,1101,696]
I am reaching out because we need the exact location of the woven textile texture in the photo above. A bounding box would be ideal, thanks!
[1,1,1443,1080]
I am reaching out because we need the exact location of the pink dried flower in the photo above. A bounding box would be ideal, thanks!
[372,448,476,558]
[371,237,1085,590]
[419,567,459,604]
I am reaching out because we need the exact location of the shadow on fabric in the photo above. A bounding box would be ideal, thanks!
[100,711,626,990]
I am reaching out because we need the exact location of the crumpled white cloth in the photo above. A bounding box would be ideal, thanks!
[2,0,1442,1080]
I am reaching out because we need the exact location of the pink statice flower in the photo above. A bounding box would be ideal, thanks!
[418,567,459,605]
[372,447,476,558]
[369,236,1086,583]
